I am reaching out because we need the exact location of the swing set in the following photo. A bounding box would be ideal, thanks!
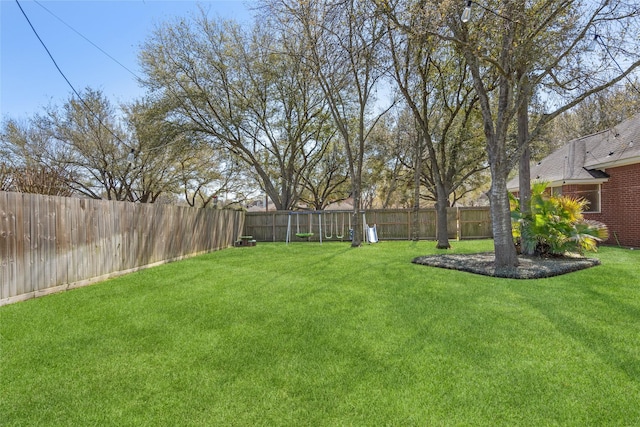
[285,211,377,244]
[323,211,346,239]
[286,211,323,244]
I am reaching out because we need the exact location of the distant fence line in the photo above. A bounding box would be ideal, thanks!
[0,192,244,306]
[244,207,492,242]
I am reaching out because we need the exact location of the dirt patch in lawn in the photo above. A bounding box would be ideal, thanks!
[412,252,601,279]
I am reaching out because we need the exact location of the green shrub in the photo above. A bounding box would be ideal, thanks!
[510,181,609,256]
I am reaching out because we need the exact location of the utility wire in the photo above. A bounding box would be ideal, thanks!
[596,35,640,96]
[17,0,187,157]
[15,0,129,147]
[33,0,142,81]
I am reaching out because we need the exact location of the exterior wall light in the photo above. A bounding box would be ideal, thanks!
[461,1,473,23]
[587,34,601,52]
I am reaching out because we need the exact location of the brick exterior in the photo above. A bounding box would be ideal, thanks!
[563,163,640,248]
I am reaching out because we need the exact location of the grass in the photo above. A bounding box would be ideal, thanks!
[1,240,639,426]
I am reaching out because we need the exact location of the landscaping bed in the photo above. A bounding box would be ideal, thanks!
[412,252,601,279]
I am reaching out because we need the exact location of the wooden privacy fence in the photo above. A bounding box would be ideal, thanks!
[244,207,492,242]
[0,192,245,305]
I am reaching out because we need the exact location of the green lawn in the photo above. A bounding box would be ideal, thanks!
[1,240,639,426]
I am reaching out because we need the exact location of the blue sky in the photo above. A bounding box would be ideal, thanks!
[1,0,254,121]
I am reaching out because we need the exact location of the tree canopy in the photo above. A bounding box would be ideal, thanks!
[2,0,639,261]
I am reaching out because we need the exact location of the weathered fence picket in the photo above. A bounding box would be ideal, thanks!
[0,192,244,305]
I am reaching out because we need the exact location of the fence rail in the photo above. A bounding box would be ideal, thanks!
[0,192,244,305]
[244,207,492,242]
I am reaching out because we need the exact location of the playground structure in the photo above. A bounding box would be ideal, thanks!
[285,211,378,244]
[245,207,494,242]
[366,223,379,243]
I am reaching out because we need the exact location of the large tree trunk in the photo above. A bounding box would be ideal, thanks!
[435,183,451,249]
[518,145,533,255]
[517,78,534,255]
[461,41,519,271]
[487,119,519,270]
[490,173,519,272]
[412,135,421,241]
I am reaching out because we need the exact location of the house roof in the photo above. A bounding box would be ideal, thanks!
[508,112,640,190]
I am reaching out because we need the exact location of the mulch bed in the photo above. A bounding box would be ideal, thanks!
[411,252,601,279]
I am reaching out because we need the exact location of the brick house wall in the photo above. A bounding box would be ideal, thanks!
[563,163,640,248]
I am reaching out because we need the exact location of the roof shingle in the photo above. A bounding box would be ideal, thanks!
[508,112,640,190]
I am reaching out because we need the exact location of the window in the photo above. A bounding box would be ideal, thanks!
[574,184,600,213]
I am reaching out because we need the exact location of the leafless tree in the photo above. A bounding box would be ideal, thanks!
[139,13,336,210]
[262,0,394,246]
[383,2,487,246]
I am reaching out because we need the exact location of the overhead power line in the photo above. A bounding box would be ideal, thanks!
[15,0,186,157]
[14,0,129,148]
[32,0,142,81]
[591,34,640,96]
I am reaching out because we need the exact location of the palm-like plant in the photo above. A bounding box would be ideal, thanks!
[510,182,609,256]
